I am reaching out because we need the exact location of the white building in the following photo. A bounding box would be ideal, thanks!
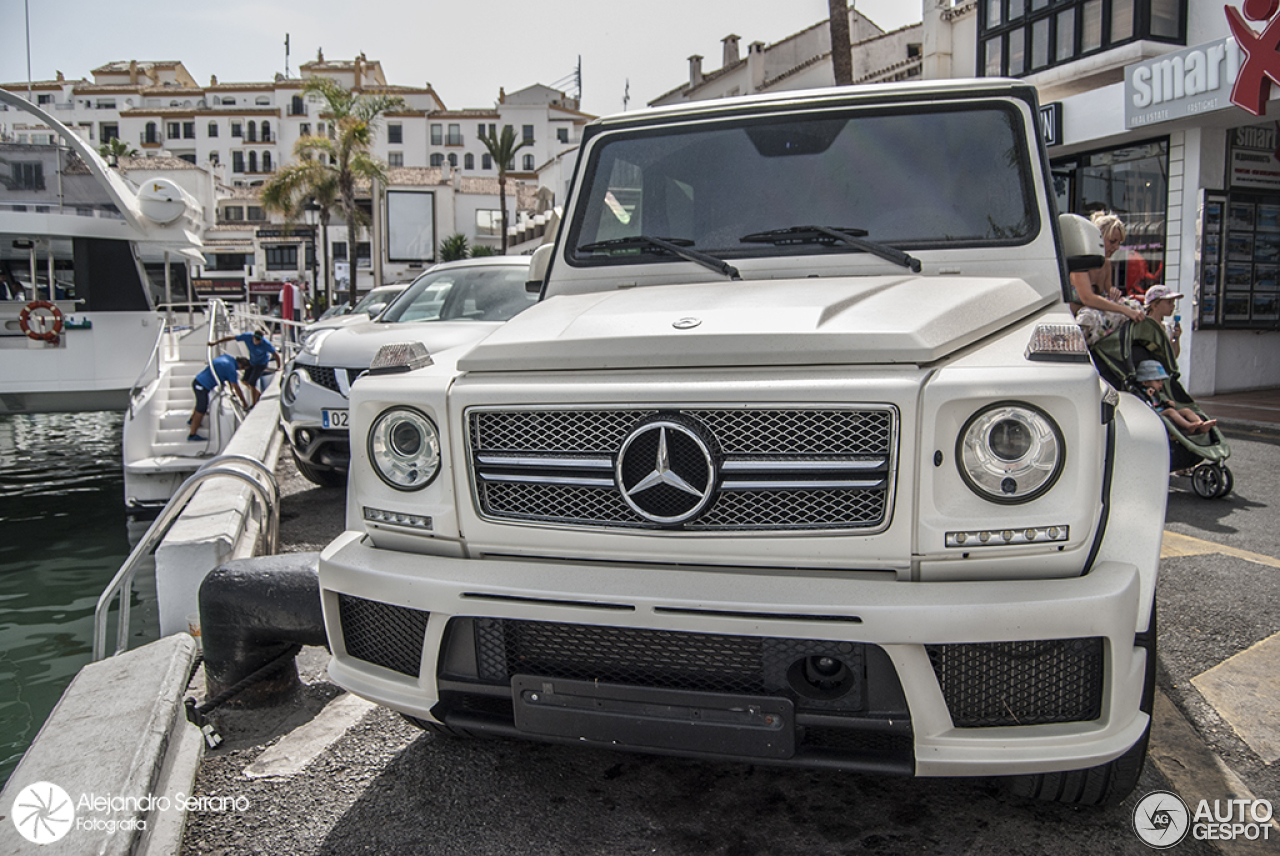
[2,55,594,312]
[649,10,923,106]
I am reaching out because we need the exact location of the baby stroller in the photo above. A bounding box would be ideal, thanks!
[1090,317,1233,498]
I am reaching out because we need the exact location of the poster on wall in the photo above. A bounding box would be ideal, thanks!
[386,191,436,263]
[1229,124,1280,191]
[1199,189,1280,328]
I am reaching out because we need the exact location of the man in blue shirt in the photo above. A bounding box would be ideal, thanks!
[210,330,281,406]
[188,354,249,442]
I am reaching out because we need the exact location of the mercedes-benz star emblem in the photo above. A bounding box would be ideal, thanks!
[616,420,716,524]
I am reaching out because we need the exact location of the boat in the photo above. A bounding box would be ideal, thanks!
[0,89,206,414]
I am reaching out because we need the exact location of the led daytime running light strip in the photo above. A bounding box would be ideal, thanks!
[945,525,1068,548]
[364,507,433,529]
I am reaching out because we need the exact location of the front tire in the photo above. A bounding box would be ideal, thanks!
[1007,605,1156,807]
[292,451,346,487]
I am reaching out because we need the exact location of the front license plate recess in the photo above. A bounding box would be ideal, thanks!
[511,675,795,759]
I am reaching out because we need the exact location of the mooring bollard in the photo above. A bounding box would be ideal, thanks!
[198,551,327,708]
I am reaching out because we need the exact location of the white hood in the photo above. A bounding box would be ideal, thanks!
[310,319,506,367]
[457,275,1052,372]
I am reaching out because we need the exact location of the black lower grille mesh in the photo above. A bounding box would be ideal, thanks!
[338,594,429,677]
[925,638,1104,727]
[470,618,866,713]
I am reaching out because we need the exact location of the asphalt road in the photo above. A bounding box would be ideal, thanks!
[179,435,1280,856]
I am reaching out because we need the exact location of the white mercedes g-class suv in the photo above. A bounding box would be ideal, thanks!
[320,79,1168,806]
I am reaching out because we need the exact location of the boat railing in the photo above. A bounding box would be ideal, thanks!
[92,454,279,660]
[125,323,167,418]
[230,304,306,363]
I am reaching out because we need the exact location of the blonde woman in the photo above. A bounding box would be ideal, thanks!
[1069,211,1144,344]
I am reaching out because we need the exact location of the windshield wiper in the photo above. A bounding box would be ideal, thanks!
[577,235,741,281]
[740,225,921,273]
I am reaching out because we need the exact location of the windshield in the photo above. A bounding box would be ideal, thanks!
[568,103,1037,266]
[379,265,536,323]
[349,286,404,315]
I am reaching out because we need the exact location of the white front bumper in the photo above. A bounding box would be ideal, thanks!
[320,531,1150,777]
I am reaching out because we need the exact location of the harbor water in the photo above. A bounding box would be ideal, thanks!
[0,411,157,787]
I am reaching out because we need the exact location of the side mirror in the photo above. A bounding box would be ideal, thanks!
[366,302,387,317]
[1059,213,1104,272]
[526,243,553,293]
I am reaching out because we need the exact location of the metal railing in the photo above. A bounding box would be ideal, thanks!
[92,454,279,660]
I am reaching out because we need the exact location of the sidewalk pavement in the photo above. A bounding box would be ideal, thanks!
[1196,387,1280,440]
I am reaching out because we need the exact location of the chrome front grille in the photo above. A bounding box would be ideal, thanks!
[468,407,896,532]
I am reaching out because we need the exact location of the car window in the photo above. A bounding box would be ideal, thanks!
[569,103,1037,265]
[381,266,537,324]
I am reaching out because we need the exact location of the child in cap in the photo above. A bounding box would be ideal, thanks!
[1135,360,1217,434]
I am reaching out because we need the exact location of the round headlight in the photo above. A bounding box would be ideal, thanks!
[282,370,302,405]
[956,403,1064,503]
[369,407,440,490]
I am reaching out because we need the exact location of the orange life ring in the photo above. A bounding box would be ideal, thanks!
[19,300,64,344]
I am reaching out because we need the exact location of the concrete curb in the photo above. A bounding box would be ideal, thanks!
[0,635,201,856]
[155,379,285,636]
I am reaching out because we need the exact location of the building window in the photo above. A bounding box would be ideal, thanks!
[210,253,249,271]
[1051,138,1168,301]
[167,121,181,140]
[232,151,245,173]
[36,93,52,105]
[178,154,197,164]
[430,153,444,167]
[11,162,44,191]
[144,122,160,144]
[557,127,568,143]
[231,122,242,138]
[447,124,462,145]
[979,0,1185,77]
[332,241,347,260]
[522,154,535,171]
[208,121,219,137]
[430,123,442,146]
[388,152,404,167]
[262,121,272,142]
[95,99,116,109]
[247,205,265,221]
[477,123,486,139]
[100,123,119,143]
[475,210,503,237]
[183,121,196,139]
[247,121,257,143]
[265,244,299,270]
[522,125,534,143]
[255,95,270,106]
[464,153,474,170]
[291,95,305,116]
[482,153,492,170]
[262,152,273,172]
[448,153,457,167]
[299,122,310,137]
[248,151,258,173]
[224,206,244,221]
[356,242,371,267]
[388,124,403,144]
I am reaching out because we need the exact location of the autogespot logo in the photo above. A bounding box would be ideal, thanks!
[1133,790,1191,848]
[11,781,75,844]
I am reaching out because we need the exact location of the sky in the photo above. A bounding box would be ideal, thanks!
[0,1,923,118]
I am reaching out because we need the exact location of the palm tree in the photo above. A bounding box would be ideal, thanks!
[438,233,470,262]
[260,157,339,306]
[97,137,138,161]
[299,77,405,307]
[477,125,531,253]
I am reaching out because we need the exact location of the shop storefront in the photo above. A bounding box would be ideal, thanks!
[1041,31,1280,395]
